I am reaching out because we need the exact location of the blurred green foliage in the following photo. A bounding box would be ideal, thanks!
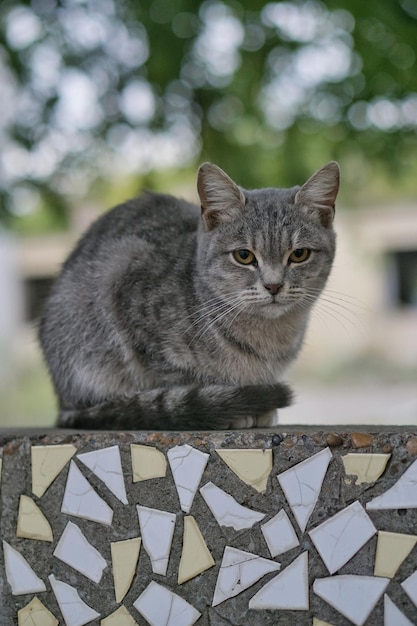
[0,0,416,230]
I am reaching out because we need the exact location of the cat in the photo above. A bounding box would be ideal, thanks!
[39,160,340,430]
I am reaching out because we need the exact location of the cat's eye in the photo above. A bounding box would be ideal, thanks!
[233,249,257,265]
[289,248,310,264]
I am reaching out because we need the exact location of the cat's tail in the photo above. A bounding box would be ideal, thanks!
[58,383,293,430]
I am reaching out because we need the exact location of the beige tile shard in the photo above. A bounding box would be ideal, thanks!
[178,516,215,584]
[313,619,335,626]
[342,453,391,485]
[111,538,141,603]
[18,596,58,626]
[216,448,272,493]
[375,531,417,578]
[31,444,76,498]
[101,606,138,626]
[131,444,167,482]
[16,495,53,542]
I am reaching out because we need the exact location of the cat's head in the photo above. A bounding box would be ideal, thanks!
[196,161,339,320]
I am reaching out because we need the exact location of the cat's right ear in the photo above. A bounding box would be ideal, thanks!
[197,163,245,231]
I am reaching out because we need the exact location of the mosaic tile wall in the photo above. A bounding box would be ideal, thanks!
[1,429,417,625]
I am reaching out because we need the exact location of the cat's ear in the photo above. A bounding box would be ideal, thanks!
[294,161,340,228]
[197,163,245,230]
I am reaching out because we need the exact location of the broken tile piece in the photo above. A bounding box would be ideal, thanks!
[342,453,391,485]
[18,596,58,626]
[401,569,417,607]
[54,521,107,583]
[49,574,100,626]
[313,575,389,626]
[137,506,175,576]
[178,515,215,584]
[312,619,335,626]
[61,461,113,525]
[78,445,128,504]
[101,606,138,626]
[374,530,417,578]
[212,546,280,607]
[31,444,76,498]
[200,482,265,530]
[16,495,53,542]
[309,501,376,574]
[366,458,417,510]
[277,447,332,532]
[131,444,167,482]
[215,448,272,493]
[384,594,414,626]
[133,581,201,626]
[168,444,209,513]
[261,509,299,557]
[111,537,141,603]
[249,552,309,610]
[3,541,46,595]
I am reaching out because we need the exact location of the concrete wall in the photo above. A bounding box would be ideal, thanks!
[1,427,417,625]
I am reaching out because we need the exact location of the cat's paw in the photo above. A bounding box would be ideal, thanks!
[254,410,279,428]
[231,416,256,429]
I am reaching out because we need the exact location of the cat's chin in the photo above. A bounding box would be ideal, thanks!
[256,301,295,319]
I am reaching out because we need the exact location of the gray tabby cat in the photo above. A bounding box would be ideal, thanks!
[40,161,340,430]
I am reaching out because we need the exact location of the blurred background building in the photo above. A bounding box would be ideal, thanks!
[0,0,416,426]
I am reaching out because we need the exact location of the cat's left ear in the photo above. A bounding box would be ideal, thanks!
[294,161,340,228]
[197,162,245,231]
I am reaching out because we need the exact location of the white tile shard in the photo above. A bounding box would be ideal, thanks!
[384,594,414,626]
[215,448,272,493]
[261,509,299,557]
[78,445,128,504]
[137,505,176,576]
[313,575,389,626]
[133,581,201,626]
[277,447,332,532]
[199,482,265,530]
[31,444,77,498]
[401,569,417,607]
[111,537,141,603]
[309,501,376,574]
[178,516,215,584]
[374,530,417,578]
[212,546,280,607]
[249,552,309,610]
[17,596,59,626]
[16,495,53,542]
[61,461,113,525]
[3,540,46,595]
[366,458,417,510]
[49,574,100,626]
[168,444,209,513]
[53,521,107,583]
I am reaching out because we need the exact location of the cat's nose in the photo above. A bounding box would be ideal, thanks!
[263,283,283,296]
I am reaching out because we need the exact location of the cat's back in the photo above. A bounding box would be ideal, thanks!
[66,191,199,264]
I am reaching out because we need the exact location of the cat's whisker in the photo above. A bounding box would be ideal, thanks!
[183,295,241,334]
[302,293,366,337]
[191,298,246,344]
[306,287,371,312]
